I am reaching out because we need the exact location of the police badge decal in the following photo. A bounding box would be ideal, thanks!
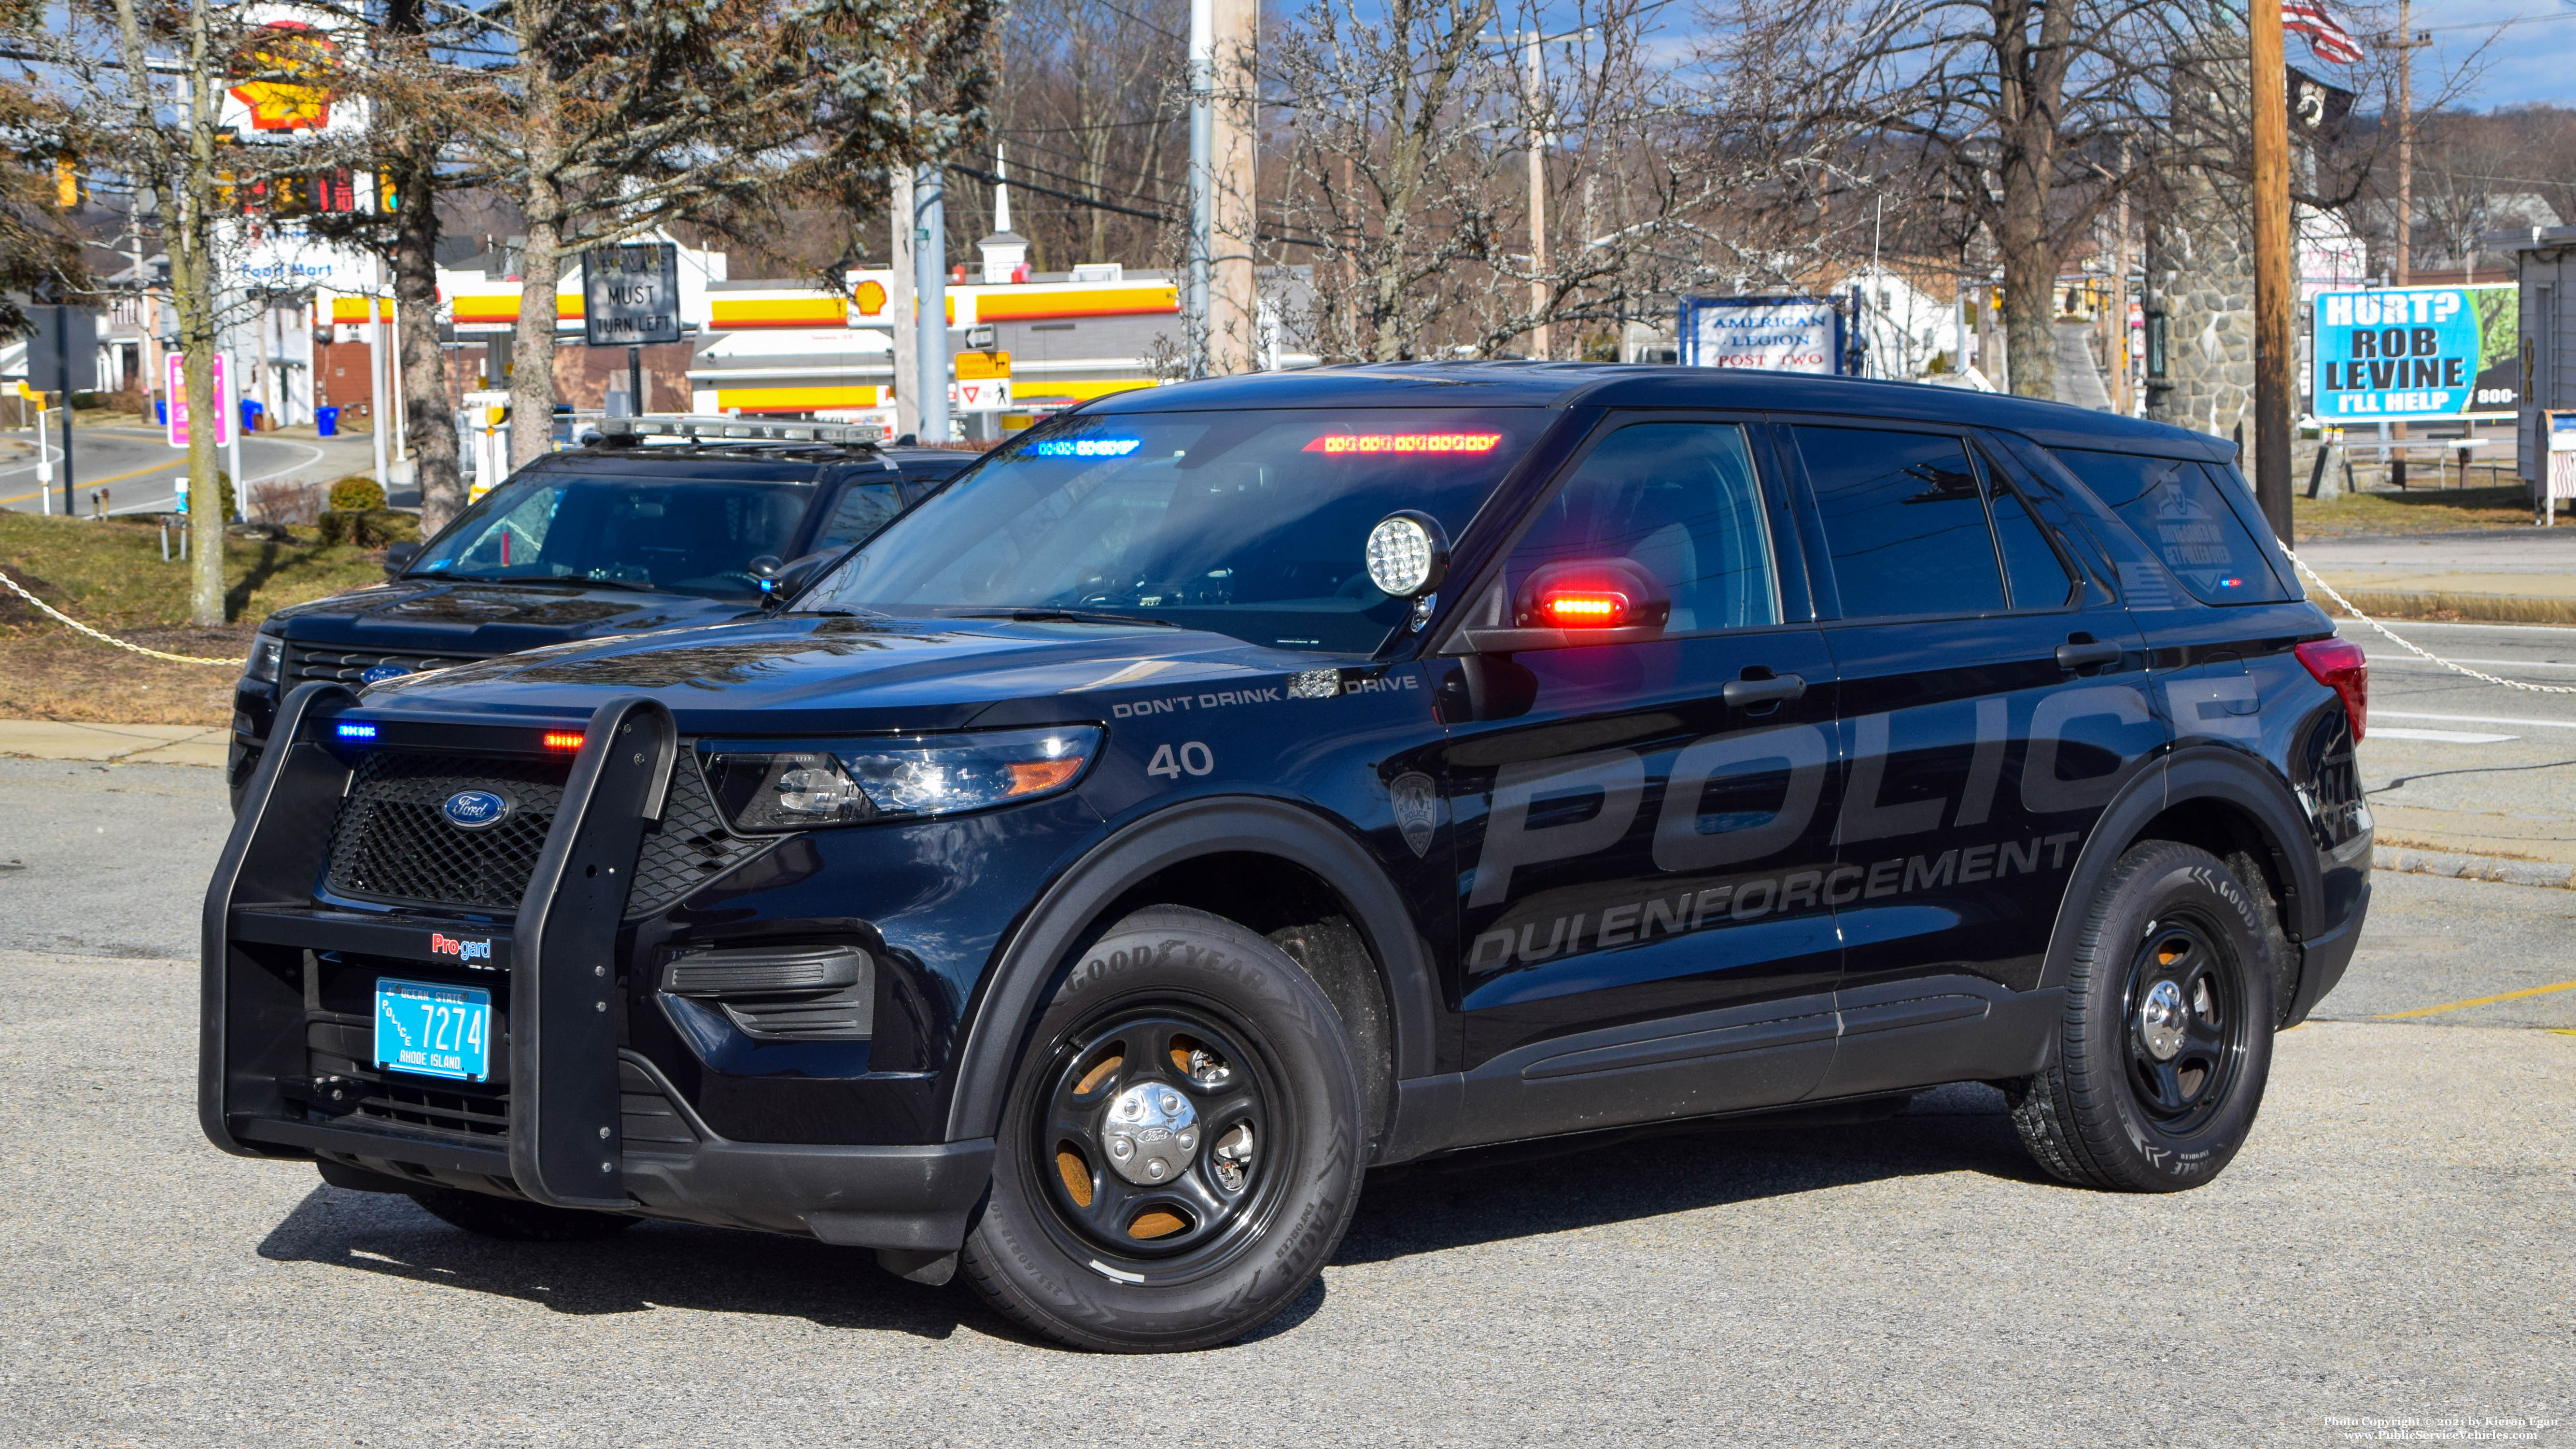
[1389,772,1438,858]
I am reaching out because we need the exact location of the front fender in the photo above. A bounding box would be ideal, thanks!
[938,794,1440,1150]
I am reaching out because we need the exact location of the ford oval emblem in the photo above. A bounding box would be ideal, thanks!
[441,790,510,830]
[360,664,412,684]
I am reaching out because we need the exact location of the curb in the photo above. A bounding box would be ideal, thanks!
[2373,844,2576,890]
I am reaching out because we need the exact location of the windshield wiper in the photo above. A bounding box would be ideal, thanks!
[424,574,669,594]
[952,607,1181,629]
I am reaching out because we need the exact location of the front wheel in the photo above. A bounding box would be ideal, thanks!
[960,906,1365,1352]
[2007,841,2278,1192]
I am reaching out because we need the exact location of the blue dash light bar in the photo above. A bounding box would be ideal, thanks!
[1029,438,1142,458]
[336,722,379,741]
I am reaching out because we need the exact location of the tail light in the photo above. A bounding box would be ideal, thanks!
[2294,638,2367,741]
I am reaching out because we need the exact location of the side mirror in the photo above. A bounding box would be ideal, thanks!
[382,540,421,580]
[1443,557,1670,655]
[1364,510,1450,598]
[756,552,827,610]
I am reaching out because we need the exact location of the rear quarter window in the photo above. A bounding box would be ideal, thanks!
[2049,448,2291,605]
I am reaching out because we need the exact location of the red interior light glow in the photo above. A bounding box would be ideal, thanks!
[543,731,586,752]
[1302,431,1503,456]
[1539,590,1628,627]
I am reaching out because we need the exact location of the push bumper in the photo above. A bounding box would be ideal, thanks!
[202,682,992,1253]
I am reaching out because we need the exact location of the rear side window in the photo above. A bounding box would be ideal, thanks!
[1794,426,2006,618]
[814,480,907,552]
[2051,449,2290,605]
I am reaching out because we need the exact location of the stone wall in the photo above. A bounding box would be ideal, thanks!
[2145,39,2254,451]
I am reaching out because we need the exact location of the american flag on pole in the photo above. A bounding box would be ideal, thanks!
[2283,0,2364,65]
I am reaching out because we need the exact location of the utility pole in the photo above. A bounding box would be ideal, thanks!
[53,301,74,516]
[914,164,949,444]
[2110,138,2132,416]
[889,168,919,441]
[2382,0,2429,488]
[2250,0,2295,540]
[1187,0,1212,378]
[368,293,390,489]
[1205,0,1258,375]
[1525,31,1550,359]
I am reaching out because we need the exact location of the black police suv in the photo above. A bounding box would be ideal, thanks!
[227,418,971,810]
[204,365,2372,1352]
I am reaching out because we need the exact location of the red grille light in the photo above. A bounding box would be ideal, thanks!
[542,731,586,752]
[2293,637,2367,741]
[1539,590,1630,628]
[1302,431,1503,456]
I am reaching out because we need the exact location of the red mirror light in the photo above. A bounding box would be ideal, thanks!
[1537,590,1631,628]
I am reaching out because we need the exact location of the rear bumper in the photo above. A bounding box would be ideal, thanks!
[204,684,992,1252]
[2285,880,2367,1026]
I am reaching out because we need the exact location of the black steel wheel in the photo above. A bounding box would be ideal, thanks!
[961,906,1365,1351]
[2007,841,2278,1192]
[1034,1008,1282,1273]
[2121,912,2251,1134]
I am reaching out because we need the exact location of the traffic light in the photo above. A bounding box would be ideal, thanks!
[54,157,79,209]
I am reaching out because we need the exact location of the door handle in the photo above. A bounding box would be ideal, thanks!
[2056,638,2124,671]
[1722,672,1807,708]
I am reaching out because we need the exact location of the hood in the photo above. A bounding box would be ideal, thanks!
[354,611,1328,736]
[267,578,758,655]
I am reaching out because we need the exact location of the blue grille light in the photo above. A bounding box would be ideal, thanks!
[336,722,379,741]
[1029,437,1142,459]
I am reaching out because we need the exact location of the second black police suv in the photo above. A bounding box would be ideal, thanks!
[225,418,970,810]
[204,365,2372,1352]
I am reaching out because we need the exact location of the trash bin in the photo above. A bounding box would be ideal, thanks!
[240,397,263,434]
[316,406,339,437]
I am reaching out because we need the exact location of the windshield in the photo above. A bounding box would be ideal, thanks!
[797,407,1548,654]
[409,468,813,597]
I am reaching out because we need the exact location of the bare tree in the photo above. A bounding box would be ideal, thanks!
[989,0,1187,271]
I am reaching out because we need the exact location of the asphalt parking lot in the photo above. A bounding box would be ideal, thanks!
[1,752,2570,1447]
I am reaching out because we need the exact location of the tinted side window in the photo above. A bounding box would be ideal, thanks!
[814,480,907,551]
[2051,449,2291,605]
[1989,478,2077,609]
[1795,426,2004,618]
[1502,422,1781,632]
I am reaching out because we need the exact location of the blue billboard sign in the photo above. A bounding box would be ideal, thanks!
[2310,284,2520,423]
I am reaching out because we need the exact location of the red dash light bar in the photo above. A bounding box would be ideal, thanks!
[1302,431,1503,456]
[542,731,586,752]
[1538,590,1629,627]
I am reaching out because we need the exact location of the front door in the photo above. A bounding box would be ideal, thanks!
[1779,421,2165,1098]
[1435,416,1846,1140]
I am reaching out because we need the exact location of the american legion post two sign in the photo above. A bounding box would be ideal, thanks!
[2310,283,2519,424]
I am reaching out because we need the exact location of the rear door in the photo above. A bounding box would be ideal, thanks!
[1436,414,1846,1139]
[1780,420,2165,1098]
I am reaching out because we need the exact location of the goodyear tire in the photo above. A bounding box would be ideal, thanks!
[960,906,1366,1352]
[2007,841,2277,1192]
[406,1188,637,1241]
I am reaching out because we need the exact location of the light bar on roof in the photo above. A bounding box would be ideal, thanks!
[600,415,884,448]
[1028,437,1142,458]
[1302,430,1503,456]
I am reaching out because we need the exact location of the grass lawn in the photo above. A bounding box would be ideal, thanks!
[2293,483,2534,539]
[0,512,386,726]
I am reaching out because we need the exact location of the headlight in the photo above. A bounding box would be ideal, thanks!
[244,633,284,684]
[701,725,1102,833]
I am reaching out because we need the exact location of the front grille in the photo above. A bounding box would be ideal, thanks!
[327,752,568,911]
[285,642,488,687]
[324,747,774,917]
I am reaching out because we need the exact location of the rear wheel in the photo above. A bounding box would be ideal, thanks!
[960,906,1365,1352]
[2007,841,2277,1192]
[406,1188,638,1242]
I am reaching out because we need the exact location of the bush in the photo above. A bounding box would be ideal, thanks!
[327,475,387,511]
[317,508,420,549]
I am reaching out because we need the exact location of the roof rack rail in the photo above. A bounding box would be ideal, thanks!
[599,415,884,448]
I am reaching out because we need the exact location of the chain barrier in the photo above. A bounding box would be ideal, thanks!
[0,564,242,666]
[2280,547,2576,696]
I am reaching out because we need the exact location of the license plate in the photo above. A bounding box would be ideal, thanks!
[374,978,493,1083]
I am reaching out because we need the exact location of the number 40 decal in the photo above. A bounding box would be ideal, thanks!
[1147,741,1215,779]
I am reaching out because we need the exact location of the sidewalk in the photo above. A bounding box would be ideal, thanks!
[0,719,228,767]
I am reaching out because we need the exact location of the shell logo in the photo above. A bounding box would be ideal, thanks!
[228,20,337,132]
[853,279,888,317]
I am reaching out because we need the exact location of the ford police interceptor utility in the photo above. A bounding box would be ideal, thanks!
[203,364,2372,1352]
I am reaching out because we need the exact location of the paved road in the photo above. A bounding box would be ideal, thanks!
[2052,320,2114,411]
[0,422,378,517]
[2,746,2573,1445]
[2297,527,2576,603]
[2338,619,2576,865]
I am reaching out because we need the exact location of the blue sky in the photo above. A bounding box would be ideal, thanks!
[2399,0,2576,111]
